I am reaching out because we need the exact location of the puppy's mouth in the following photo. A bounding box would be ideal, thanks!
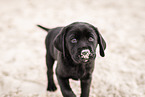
[80,49,91,62]
[72,49,96,64]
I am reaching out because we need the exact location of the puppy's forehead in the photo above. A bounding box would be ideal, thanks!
[67,24,94,35]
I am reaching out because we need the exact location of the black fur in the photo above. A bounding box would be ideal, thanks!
[37,22,106,97]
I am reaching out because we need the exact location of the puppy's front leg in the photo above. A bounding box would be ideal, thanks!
[57,75,76,97]
[80,77,92,97]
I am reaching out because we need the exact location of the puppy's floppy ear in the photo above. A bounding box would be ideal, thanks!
[54,27,66,57]
[92,26,106,57]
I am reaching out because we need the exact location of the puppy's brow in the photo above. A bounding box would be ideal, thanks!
[69,34,75,39]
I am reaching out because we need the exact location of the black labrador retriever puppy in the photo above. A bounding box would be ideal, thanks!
[37,22,106,97]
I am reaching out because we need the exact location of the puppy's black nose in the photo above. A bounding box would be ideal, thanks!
[81,51,88,55]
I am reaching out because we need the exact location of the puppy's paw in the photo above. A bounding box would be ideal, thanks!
[47,82,57,91]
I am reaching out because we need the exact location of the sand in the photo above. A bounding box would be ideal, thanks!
[0,0,145,97]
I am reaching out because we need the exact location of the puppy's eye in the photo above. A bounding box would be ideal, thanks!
[71,38,77,43]
[88,37,94,42]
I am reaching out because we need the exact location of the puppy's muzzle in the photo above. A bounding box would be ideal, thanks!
[80,49,91,62]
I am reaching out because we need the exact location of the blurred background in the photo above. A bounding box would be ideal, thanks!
[0,0,145,97]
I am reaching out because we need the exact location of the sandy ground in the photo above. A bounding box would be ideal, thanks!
[0,0,145,97]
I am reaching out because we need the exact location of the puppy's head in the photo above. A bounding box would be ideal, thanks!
[54,22,106,64]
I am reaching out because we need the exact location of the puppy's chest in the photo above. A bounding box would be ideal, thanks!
[70,65,87,80]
